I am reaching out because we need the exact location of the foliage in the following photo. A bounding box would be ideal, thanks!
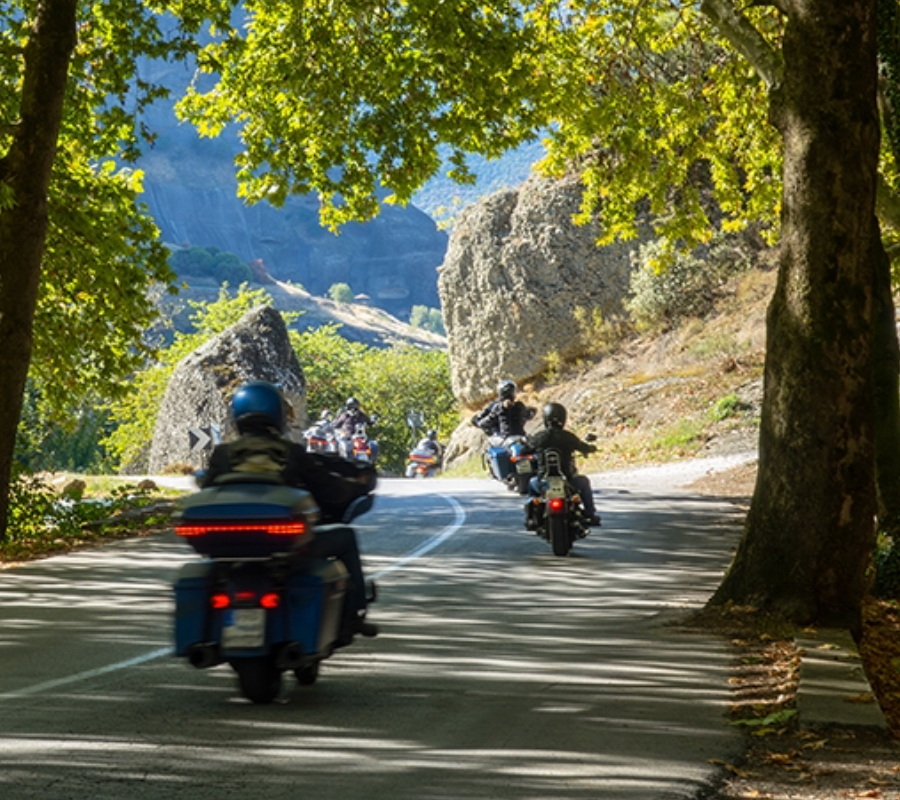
[176,1,784,251]
[291,324,370,416]
[1,1,235,421]
[170,246,253,285]
[16,381,113,474]
[103,284,276,469]
[874,533,900,600]
[709,393,743,422]
[292,325,456,473]
[626,234,758,330]
[409,305,446,336]
[178,0,551,229]
[3,465,163,562]
[328,283,354,304]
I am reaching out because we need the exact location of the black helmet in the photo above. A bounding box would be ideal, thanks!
[543,402,567,429]
[427,429,438,441]
[497,380,517,400]
[232,381,285,433]
[345,397,360,410]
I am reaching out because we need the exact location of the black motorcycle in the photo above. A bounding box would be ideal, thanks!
[524,449,589,556]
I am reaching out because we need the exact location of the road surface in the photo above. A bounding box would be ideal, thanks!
[0,469,748,800]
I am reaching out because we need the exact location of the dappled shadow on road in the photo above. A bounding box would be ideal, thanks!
[0,486,746,800]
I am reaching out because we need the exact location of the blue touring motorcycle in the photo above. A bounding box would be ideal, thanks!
[173,479,374,704]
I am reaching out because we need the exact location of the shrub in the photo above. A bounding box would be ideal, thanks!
[328,282,354,303]
[626,233,757,330]
[409,305,446,335]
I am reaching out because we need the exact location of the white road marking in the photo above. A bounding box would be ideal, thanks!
[370,494,466,579]
[0,647,172,701]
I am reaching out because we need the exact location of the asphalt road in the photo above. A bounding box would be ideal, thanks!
[0,471,748,800]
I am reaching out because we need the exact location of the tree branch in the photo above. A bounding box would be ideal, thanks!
[699,0,784,91]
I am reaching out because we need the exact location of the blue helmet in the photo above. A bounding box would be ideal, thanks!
[231,381,285,433]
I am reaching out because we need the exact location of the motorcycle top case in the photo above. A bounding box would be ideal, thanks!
[174,481,319,559]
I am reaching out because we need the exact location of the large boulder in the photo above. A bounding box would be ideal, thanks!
[437,174,636,405]
[148,305,306,473]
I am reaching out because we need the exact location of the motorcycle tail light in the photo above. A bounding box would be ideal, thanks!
[176,521,306,537]
[548,497,565,513]
[260,592,280,609]
[211,593,231,609]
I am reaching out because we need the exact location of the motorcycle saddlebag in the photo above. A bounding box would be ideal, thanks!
[487,446,512,479]
[173,561,214,656]
[286,557,350,656]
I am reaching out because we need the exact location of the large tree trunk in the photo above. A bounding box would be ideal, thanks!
[872,218,900,534]
[711,0,880,627]
[0,0,77,540]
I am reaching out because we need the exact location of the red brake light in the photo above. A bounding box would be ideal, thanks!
[548,497,565,513]
[211,593,230,609]
[176,521,306,537]
[260,593,280,609]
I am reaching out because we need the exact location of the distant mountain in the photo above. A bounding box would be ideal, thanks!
[135,60,448,319]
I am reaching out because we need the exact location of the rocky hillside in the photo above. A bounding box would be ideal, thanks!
[444,265,772,473]
[168,279,447,350]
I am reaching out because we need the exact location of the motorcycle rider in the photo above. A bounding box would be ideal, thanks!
[524,401,601,528]
[200,381,378,642]
[415,429,442,459]
[471,380,536,442]
[334,396,378,460]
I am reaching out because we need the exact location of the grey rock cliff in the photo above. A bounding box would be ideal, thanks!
[437,174,636,405]
[148,305,306,473]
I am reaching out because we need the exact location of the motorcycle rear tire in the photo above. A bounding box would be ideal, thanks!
[233,657,282,704]
[515,472,530,495]
[548,514,571,557]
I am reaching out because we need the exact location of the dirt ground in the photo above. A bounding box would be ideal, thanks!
[687,463,900,800]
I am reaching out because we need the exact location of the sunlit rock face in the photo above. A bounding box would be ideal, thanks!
[437,174,636,406]
[147,305,306,474]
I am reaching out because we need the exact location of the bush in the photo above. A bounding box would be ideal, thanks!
[328,282,354,303]
[409,305,446,336]
[170,246,253,285]
[626,233,756,330]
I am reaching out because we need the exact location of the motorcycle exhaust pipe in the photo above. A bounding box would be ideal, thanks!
[276,642,305,669]
[187,643,220,669]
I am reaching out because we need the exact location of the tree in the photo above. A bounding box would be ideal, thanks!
[707,0,880,627]
[0,0,230,540]
[0,0,78,541]
[327,282,354,304]
[181,0,887,626]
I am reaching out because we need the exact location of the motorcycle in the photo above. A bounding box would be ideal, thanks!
[483,434,533,495]
[172,480,375,704]
[303,411,339,454]
[524,449,588,556]
[405,444,440,478]
[348,423,379,464]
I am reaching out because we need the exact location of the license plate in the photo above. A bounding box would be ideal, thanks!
[547,477,566,494]
[515,459,533,474]
[223,608,266,649]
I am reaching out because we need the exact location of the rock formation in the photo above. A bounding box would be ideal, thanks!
[437,174,637,405]
[147,305,306,473]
